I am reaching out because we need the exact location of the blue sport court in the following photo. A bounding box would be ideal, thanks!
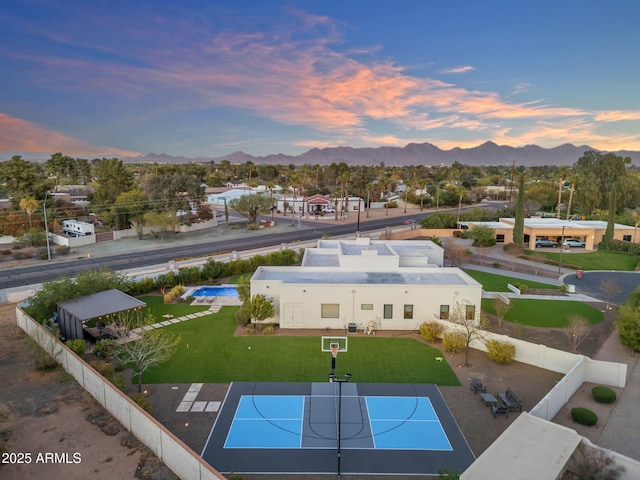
[202,382,474,476]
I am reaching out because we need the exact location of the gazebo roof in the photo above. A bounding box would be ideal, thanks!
[57,289,145,321]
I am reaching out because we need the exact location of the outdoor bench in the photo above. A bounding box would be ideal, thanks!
[498,387,522,412]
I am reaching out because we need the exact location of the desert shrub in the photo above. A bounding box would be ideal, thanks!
[245,323,256,335]
[37,249,49,260]
[12,251,25,260]
[1,249,11,255]
[90,359,115,377]
[592,386,617,404]
[419,321,444,341]
[235,306,250,325]
[263,324,276,335]
[571,407,598,426]
[247,223,260,230]
[93,339,117,358]
[55,245,70,255]
[66,339,86,357]
[34,350,58,371]
[485,339,516,364]
[130,393,153,414]
[442,331,466,353]
[517,283,529,294]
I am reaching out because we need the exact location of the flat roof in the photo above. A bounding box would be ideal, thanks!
[253,267,477,286]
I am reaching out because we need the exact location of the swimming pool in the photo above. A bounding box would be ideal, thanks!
[192,286,239,297]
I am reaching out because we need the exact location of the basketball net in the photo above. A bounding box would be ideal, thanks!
[331,346,338,359]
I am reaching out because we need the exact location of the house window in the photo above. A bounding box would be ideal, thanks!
[321,304,340,318]
[383,304,393,319]
[439,305,449,320]
[404,304,413,319]
[623,235,632,242]
[466,305,476,320]
[361,304,374,311]
[496,234,505,243]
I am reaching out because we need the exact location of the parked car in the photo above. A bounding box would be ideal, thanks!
[535,239,558,248]
[402,219,417,225]
[562,239,586,248]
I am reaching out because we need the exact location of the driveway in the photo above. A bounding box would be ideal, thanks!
[565,271,640,305]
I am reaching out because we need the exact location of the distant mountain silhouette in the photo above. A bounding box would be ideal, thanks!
[3,142,640,166]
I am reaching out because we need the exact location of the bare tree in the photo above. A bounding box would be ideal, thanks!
[476,246,490,265]
[492,297,512,327]
[444,240,468,267]
[565,314,591,353]
[111,312,180,392]
[566,443,625,480]
[449,301,486,367]
[530,252,546,275]
[504,243,524,271]
[599,278,623,308]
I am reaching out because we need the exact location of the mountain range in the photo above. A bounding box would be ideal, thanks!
[3,141,640,167]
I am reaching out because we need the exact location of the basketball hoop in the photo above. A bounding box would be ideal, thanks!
[331,346,338,359]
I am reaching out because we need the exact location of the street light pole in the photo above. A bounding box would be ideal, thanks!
[43,192,51,261]
[558,225,566,274]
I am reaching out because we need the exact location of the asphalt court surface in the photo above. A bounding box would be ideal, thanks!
[203,382,475,475]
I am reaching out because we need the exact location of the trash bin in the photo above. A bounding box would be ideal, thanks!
[576,270,583,279]
[567,284,576,293]
[347,323,357,333]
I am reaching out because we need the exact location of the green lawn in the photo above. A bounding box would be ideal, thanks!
[464,269,558,292]
[139,295,211,319]
[525,250,639,271]
[482,298,604,327]
[142,307,460,385]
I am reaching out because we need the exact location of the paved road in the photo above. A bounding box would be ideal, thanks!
[562,270,640,305]
[0,212,424,289]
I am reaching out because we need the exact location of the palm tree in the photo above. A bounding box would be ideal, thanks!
[632,210,640,243]
[19,196,39,227]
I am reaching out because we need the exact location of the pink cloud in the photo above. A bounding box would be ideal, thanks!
[0,113,141,156]
[594,111,640,122]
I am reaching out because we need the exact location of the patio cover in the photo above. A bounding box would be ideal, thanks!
[57,289,145,340]
[461,413,582,480]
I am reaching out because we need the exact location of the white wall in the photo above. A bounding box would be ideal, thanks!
[52,233,96,247]
[15,307,226,480]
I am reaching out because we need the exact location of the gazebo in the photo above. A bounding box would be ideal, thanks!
[57,289,145,340]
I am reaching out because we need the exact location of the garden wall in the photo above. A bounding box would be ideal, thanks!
[15,307,226,480]
[52,233,96,247]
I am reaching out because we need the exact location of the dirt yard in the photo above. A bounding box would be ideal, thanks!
[0,304,177,480]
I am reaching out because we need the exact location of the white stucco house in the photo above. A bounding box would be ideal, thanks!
[251,238,482,331]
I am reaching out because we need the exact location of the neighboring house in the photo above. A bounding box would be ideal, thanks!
[462,217,638,250]
[251,238,481,331]
[62,219,95,237]
[206,187,256,206]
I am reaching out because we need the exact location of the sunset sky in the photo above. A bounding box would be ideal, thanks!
[1,0,639,158]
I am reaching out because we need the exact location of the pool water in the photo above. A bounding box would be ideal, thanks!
[192,286,239,297]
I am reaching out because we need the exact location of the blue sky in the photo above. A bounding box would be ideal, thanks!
[1,0,639,158]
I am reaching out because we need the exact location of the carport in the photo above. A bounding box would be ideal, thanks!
[57,289,145,340]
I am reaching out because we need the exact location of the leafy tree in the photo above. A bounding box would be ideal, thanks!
[0,155,50,200]
[19,196,39,227]
[229,193,273,224]
[89,158,133,219]
[492,298,512,327]
[236,275,251,303]
[112,189,151,236]
[143,210,174,238]
[513,174,525,244]
[249,294,275,329]
[111,311,180,392]
[468,225,496,247]
[617,287,640,352]
[420,212,457,229]
[201,258,223,281]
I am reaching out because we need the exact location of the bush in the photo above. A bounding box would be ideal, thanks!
[37,249,49,260]
[245,323,256,335]
[66,339,86,357]
[130,393,153,414]
[12,251,25,260]
[517,283,529,294]
[442,331,466,353]
[571,407,598,426]
[93,339,117,358]
[592,386,617,404]
[235,306,250,326]
[263,324,276,335]
[419,321,444,341]
[485,339,516,364]
[55,245,70,256]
